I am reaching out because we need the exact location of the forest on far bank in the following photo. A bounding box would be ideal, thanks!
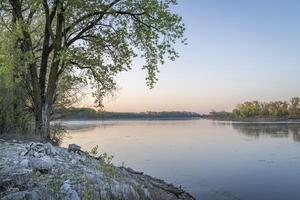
[207,97,300,121]
[54,107,202,120]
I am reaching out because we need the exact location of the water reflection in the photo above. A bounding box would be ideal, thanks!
[230,123,300,142]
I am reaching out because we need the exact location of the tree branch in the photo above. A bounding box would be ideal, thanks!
[66,0,121,47]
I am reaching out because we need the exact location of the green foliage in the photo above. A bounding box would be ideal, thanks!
[237,101,262,118]
[209,97,300,120]
[63,0,186,106]
[87,145,115,179]
[98,152,115,179]
[289,97,300,118]
[49,178,62,199]
[0,48,33,134]
[0,5,34,134]
[83,172,93,200]
[0,0,186,137]
[89,145,99,156]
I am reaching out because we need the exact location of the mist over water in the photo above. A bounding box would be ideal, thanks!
[61,119,300,200]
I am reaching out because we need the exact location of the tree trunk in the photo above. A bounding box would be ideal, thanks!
[35,102,51,139]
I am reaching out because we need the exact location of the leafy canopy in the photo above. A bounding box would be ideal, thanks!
[0,0,186,107]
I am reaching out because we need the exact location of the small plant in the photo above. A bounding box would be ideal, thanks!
[89,145,99,156]
[85,145,100,165]
[87,146,115,180]
[48,123,67,145]
[49,178,62,199]
[83,172,93,200]
[98,152,115,179]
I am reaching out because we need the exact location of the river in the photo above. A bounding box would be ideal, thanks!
[60,119,300,200]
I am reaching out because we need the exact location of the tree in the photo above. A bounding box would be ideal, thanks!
[237,101,262,117]
[0,19,33,134]
[0,0,185,139]
[290,97,300,109]
[289,97,300,117]
[267,101,288,117]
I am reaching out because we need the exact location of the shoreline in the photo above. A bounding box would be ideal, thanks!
[53,117,202,121]
[0,139,195,200]
[204,117,300,123]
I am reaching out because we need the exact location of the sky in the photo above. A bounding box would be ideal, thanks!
[81,0,300,114]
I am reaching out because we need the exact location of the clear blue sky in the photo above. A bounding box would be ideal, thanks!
[84,0,300,113]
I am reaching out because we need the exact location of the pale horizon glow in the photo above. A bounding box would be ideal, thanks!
[77,0,300,114]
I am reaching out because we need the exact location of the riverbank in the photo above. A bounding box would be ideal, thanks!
[204,115,300,123]
[0,140,194,200]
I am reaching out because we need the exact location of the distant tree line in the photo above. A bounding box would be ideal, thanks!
[54,107,202,120]
[208,97,300,121]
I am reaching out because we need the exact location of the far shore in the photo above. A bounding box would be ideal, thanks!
[54,116,202,121]
[53,116,300,124]
[204,116,300,123]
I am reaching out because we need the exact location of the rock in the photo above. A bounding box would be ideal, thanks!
[1,191,41,200]
[30,155,54,173]
[79,157,86,162]
[68,144,81,153]
[0,140,195,200]
[45,142,58,156]
[6,187,19,193]
[20,158,29,168]
[60,180,80,200]
[1,191,30,200]
[143,187,151,198]
[33,151,40,158]
[71,159,77,165]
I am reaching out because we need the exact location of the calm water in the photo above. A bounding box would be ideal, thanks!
[61,119,300,200]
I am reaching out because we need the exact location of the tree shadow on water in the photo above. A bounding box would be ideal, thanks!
[231,123,300,142]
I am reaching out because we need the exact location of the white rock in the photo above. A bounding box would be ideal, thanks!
[20,159,29,168]
[45,142,58,156]
[30,156,54,173]
[60,180,80,200]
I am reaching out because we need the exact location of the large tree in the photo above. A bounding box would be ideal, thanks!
[0,0,185,139]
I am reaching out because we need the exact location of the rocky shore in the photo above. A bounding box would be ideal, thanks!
[0,140,194,200]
